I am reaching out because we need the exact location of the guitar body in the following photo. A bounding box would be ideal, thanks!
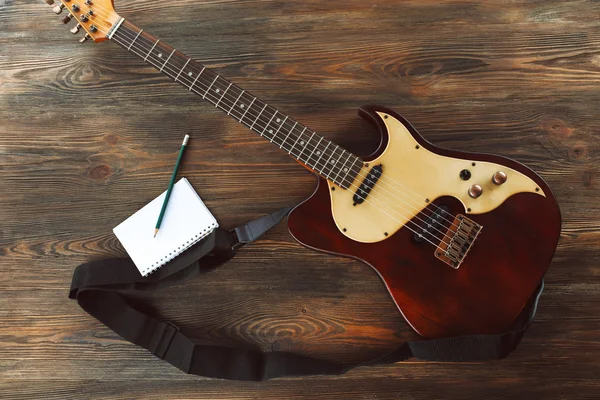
[288,105,561,339]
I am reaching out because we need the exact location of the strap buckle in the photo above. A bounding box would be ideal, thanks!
[229,228,245,251]
[229,208,291,251]
[152,321,180,359]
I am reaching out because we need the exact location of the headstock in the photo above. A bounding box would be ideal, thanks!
[43,0,121,43]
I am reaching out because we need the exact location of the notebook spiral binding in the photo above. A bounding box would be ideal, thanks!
[144,222,218,276]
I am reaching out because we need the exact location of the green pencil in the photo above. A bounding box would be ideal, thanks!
[154,134,190,237]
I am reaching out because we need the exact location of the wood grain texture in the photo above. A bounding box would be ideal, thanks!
[1,0,599,398]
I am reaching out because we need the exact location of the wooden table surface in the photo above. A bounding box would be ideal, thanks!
[2,0,599,398]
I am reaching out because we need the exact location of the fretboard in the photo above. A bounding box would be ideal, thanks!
[108,20,362,189]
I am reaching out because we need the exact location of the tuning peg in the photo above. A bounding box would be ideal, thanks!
[79,33,91,43]
[70,23,81,34]
[44,0,55,5]
[52,3,64,14]
[62,13,72,23]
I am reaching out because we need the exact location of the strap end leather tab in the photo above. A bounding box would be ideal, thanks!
[232,207,291,249]
[151,321,180,359]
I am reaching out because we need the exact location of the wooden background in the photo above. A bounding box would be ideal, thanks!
[2,0,599,398]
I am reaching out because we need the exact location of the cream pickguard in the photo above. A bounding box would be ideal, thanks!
[328,112,545,243]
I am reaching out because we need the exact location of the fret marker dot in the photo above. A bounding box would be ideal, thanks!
[240,104,245,108]
[188,72,193,76]
[343,167,348,172]
[330,159,335,164]
[158,53,162,58]
[316,151,321,155]
[276,118,281,123]
[216,88,220,93]
[269,129,273,134]
[300,141,305,145]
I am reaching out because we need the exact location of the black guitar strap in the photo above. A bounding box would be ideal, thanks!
[69,207,544,381]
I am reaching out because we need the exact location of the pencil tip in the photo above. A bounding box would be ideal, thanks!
[154,228,159,238]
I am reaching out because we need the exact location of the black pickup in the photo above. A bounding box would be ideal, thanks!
[414,205,450,243]
[353,164,383,205]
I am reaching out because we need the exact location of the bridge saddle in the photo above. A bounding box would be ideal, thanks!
[435,214,482,269]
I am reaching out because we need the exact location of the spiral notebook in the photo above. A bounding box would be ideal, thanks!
[113,177,218,277]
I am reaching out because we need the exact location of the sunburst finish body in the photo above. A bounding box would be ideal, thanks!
[288,106,561,338]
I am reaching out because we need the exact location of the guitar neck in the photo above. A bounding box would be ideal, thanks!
[109,20,362,189]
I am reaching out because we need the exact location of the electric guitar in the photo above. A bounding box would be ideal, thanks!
[45,0,561,339]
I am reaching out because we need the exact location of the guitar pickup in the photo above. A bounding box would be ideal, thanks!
[414,206,450,243]
[353,164,382,205]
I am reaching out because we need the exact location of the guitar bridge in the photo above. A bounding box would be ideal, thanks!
[435,214,482,269]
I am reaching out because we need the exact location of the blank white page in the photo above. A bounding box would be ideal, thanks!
[113,177,218,276]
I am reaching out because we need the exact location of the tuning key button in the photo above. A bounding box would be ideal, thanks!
[44,0,55,5]
[62,13,72,24]
[79,33,91,43]
[70,23,81,34]
[492,171,508,185]
[52,3,64,14]
[468,184,483,199]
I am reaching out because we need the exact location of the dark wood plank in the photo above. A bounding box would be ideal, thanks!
[1,0,599,398]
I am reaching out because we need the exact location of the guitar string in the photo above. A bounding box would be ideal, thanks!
[70,2,465,233]
[74,2,478,236]
[68,3,466,239]
[73,19,460,251]
[76,18,458,249]
[108,41,454,248]
[69,11,462,248]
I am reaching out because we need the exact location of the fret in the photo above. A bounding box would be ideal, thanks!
[318,142,333,179]
[261,110,278,137]
[228,90,244,115]
[271,116,288,144]
[113,22,364,190]
[289,127,307,156]
[281,122,297,151]
[298,131,316,163]
[160,49,176,72]
[189,66,205,91]
[353,158,364,174]
[175,59,191,82]
[349,159,364,186]
[204,75,219,99]
[238,97,256,123]
[127,29,143,51]
[307,136,324,168]
[250,104,267,130]
[331,146,346,182]
[336,150,354,186]
[215,82,232,108]
[329,145,345,184]
[145,39,159,62]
